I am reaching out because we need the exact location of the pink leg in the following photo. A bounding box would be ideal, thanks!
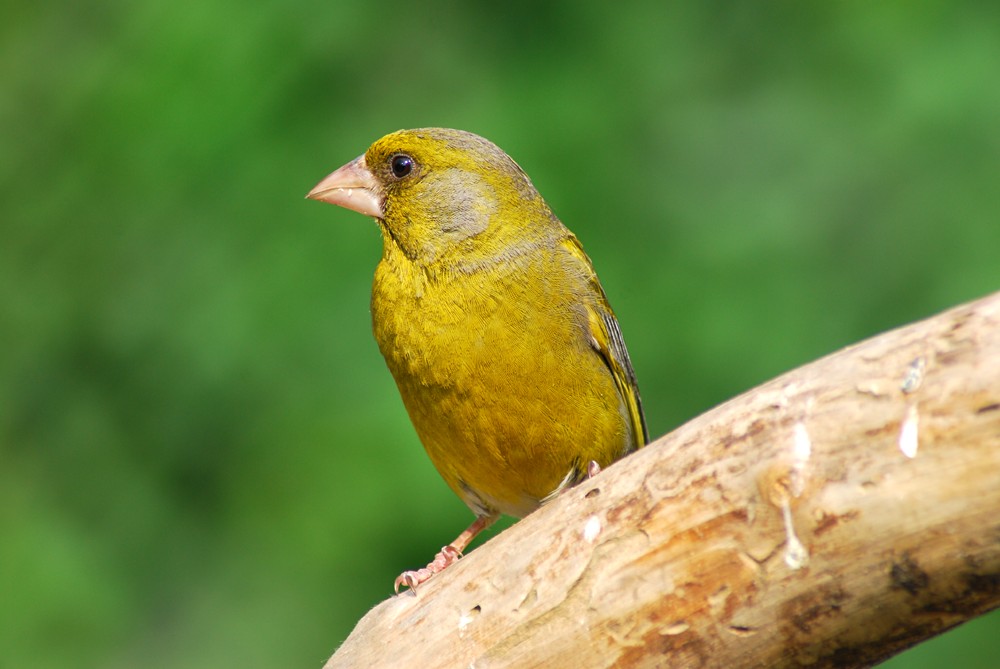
[394,514,498,594]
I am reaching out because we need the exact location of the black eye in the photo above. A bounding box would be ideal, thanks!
[390,154,414,178]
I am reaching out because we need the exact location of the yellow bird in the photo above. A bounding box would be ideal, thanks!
[307,128,647,592]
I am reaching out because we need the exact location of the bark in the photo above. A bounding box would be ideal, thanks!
[324,290,1000,669]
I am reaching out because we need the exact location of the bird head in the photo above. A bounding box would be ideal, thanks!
[307,128,558,267]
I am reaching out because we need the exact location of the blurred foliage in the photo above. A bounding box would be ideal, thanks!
[1,1,998,667]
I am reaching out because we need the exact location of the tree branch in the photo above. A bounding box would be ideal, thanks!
[324,290,1000,669]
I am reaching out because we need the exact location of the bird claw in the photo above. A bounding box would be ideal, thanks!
[394,544,464,594]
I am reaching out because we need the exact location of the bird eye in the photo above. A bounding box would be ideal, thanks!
[390,154,414,178]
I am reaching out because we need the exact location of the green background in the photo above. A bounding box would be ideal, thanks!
[3,2,998,667]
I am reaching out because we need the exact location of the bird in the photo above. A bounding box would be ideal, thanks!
[307,128,647,592]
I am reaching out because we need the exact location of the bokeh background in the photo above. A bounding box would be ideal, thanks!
[3,2,998,667]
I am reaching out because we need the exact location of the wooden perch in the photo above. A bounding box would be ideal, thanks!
[325,291,1000,669]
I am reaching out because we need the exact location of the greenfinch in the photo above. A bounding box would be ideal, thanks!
[307,128,647,592]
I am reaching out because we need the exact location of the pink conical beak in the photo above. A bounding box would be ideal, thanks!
[306,155,383,219]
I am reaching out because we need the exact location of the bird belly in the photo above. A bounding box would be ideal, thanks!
[371,263,630,518]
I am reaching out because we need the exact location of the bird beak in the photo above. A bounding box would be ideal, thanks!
[306,155,383,219]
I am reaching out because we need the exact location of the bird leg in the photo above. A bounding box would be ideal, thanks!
[394,514,498,594]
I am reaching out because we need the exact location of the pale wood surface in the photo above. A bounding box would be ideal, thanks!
[324,291,1000,669]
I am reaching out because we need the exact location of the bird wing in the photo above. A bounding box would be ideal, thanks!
[562,236,649,449]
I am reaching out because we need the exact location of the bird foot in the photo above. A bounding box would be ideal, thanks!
[394,544,463,594]
[587,460,602,478]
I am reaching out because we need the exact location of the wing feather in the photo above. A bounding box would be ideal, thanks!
[563,236,648,449]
